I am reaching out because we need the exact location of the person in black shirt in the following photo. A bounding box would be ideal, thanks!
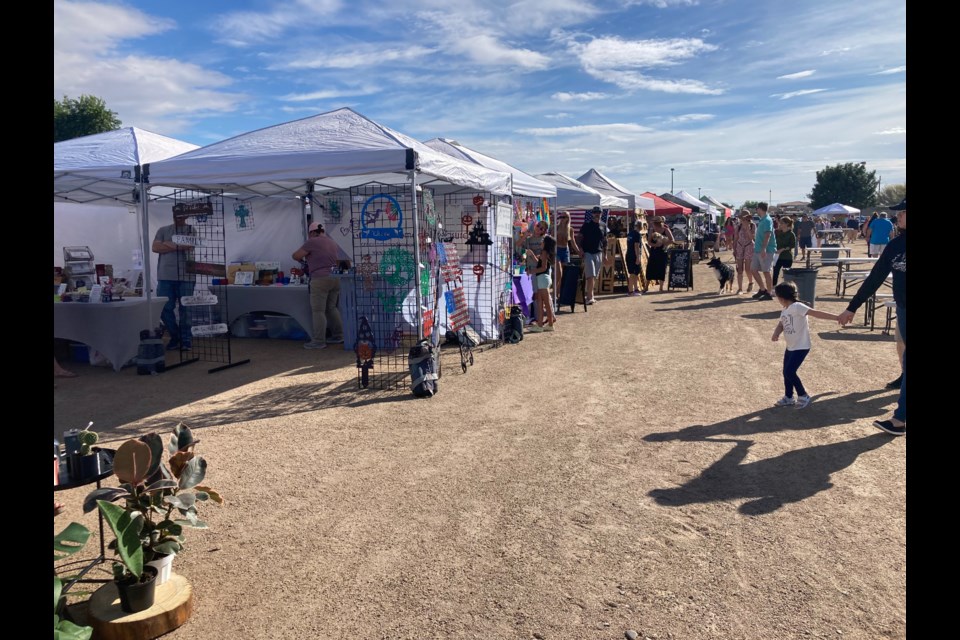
[578,207,607,305]
[839,199,907,436]
[525,220,557,332]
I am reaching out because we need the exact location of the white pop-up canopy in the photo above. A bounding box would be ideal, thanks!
[55,127,199,204]
[534,172,628,210]
[812,202,860,215]
[146,108,511,197]
[422,138,556,198]
[576,168,654,211]
[673,190,718,216]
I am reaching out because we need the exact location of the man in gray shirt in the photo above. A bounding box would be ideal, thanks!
[152,208,196,350]
[796,214,815,261]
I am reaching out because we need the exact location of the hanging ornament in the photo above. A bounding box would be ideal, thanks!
[461,214,473,236]
[234,202,254,231]
[472,264,485,284]
[355,316,377,388]
[473,195,485,214]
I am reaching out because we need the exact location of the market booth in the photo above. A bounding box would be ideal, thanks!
[54,128,199,370]
[146,108,512,388]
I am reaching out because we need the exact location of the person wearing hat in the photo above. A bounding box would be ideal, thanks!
[839,198,907,435]
[152,206,196,350]
[577,206,607,304]
[292,222,345,350]
[733,209,757,294]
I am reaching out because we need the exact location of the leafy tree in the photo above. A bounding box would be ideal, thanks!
[877,183,906,207]
[741,200,762,210]
[54,95,122,143]
[807,163,879,209]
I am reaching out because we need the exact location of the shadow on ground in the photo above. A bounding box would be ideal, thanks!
[648,433,895,515]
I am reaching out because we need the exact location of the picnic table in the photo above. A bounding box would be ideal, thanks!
[804,246,853,268]
[816,228,848,246]
[834,257,879,296]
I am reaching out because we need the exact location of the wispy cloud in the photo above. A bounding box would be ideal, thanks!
[280,87,380,102]
[777,70,815,80]
[545,113,573,119]
[279,46,435,70]
[771,89,827,100]
[666,113,715,123]
[571,36,722,94]
[872,65,906,75]
[551,91,610,102]
[216,0,342,46]
[873,127,905,135]
[624,0,700,7]
[820,46,853,56]
[517,123,653,136]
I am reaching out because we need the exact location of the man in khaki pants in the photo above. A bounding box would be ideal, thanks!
[293,222,344,350]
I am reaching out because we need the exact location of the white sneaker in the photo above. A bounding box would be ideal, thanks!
[795,395,812,409]
[774,396,796,407]
[304,341,327,350]
[527,325,544,333]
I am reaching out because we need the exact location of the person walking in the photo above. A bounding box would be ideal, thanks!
[750,202,777,301]
[626,220,644,296]
[865,212,895,260]
[733,210,756,294]
[771,281,842,408]
[643,216,674,293]
[292,222,345,350]
[773,216,797,286]
[839,199,907,435]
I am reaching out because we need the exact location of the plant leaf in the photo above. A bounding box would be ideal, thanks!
[152,540,182,556]
[96,500,144,579]
[164,493,196,510]
[54,576,62,614]
[138,433,165,480]
[82,487,129,514]
[170,422,196,454]
[195,486,224,504]
[55,618,93,640]
[145,479,179,493]
[178,456,207,489]
[169,450,194,479]
[113,439,153,487]
[175,517,207,529]
[54,522,91,562]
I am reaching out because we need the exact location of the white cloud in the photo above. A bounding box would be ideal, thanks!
[777,70,816,80]
[54,1,244,134]
[449,34,550,69]
[820,46,853,56]
[516,123,653,136]
[667,113,715,123]
[624,0,699,7]
[280,46,435,70]
[281,87,380,102]
[545,113,573,119]
[771,89,827,100]
[551,91,610,102]
[873,127,905,135]
[216,0,342,46]
[872,65,906,75]
[606,71,723,95]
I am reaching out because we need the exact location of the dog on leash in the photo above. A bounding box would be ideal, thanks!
[706,256,735,294]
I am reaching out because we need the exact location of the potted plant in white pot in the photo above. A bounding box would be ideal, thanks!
[84,423,223,589]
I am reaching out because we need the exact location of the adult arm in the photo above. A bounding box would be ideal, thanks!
[292,246,309,261]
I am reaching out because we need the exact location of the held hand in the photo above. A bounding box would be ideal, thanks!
[838,310,855,326]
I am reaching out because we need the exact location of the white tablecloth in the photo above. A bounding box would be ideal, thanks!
[54,297,169,372]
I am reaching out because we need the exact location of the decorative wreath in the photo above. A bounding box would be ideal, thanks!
[379,247,416,287]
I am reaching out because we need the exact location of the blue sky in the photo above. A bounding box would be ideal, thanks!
[54,0,905,205]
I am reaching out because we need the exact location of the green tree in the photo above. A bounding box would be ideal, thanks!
[741,200,762,211]
[877,183,906,207]
[807,163,879,209]
[54,95,122,143]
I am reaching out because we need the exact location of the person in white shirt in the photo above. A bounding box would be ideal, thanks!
[771,282,841,408]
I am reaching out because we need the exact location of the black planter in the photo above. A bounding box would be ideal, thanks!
[116,565,158,614]
[77,453,102,479]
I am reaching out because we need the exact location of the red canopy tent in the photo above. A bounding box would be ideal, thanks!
[640,192,691,216]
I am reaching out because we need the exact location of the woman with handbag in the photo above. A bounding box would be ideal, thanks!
[643,216,674,293]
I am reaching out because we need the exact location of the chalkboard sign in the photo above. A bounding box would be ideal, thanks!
[668,249,693,290]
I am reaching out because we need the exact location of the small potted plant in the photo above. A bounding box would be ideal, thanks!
[84,423,223,588]
[75,425,102,479]
[97,499,160,613]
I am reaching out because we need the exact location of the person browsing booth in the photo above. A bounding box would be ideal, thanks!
[292,222,345,350]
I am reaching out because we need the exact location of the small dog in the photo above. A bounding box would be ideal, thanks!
[706,256,735,294]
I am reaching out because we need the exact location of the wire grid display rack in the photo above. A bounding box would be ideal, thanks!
[169,189,247,372]
[437,192,511,350]
[350,183,430,390]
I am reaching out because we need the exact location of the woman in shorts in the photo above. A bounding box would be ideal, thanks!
[733,210,757,294]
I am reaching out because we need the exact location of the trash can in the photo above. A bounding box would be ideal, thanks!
[820,242,840,263]
[783,267,819,308]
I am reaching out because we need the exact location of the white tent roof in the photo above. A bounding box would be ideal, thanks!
[534,172,628,210]
[423,138,556,198]
[673,190,718,214]
[54,127,199,204]
[146,108,511,197]
[812,202,860,215]
[576,169,654,211]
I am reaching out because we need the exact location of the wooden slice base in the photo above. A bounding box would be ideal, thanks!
[88,572,193,640]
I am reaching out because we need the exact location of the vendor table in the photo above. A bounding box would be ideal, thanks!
[816,228,848,246]
[211,275,357,349]
[54,297,169,372]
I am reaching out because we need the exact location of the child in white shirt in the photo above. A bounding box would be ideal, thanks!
[771,282,840,408]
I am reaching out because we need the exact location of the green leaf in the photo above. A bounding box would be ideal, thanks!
[152,540,182,556]
[54,522,91,562]
[82,487,129,514]
[164,493,196,510]
[178,456,207,489]
[145,479,179,493]
[175,518,207,529]
[55,618,93,640]
[54,576,63,614]
[170,423,195,454]
[96,500,144,579]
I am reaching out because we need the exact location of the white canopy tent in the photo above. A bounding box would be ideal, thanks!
[54,128,200,332]
[673,190,719,218]
[422,138,556,199]
[576,169,655,212]
[812,202,860,215]
[534,172,628,210]
[146,108,511,198]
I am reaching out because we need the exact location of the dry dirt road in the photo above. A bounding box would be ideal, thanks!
[54,248,905,640]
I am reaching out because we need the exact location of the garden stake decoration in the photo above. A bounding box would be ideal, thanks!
[355,316,376,388]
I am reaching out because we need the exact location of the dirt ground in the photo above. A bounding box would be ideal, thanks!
[54,241,905,640]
